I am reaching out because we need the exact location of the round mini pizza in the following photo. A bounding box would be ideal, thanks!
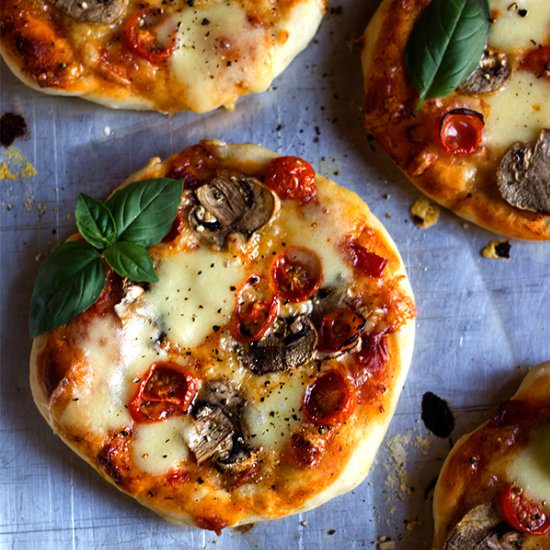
[0,0,324,113]
[433,361,550,549]
[362,0,550,240]
[29,140,416,531]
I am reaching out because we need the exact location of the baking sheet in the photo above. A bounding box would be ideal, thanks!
[1,1,549,548]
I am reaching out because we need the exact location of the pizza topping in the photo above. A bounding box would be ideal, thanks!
[242,315,317,374]
[438,108,484,156]
[50,0,129,24]
[304,370,355,426]
[496,129,550,213]
[128,363,198,423]
[232,274,279,343]
[125,7,176,64]
[458,49,511,95]
[189,175,276,247]
[264,156,317,203]
[521,46,550,80]
[346,240,388,278]
[317,306,366,355]
[271,246,323,302]
[290,433,322,467]
[498,484,550,535]
[113,280,145,319]
[443,504,522,550]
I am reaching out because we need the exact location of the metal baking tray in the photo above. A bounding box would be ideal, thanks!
[1,1,549,548]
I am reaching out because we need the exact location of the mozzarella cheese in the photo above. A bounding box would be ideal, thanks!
[144,249,244,350]
[507,424,550,504]
[132,416,191,476]
[243,370,310,450]
[60,316,132,434]
[169,4,272,113]
[484,71,550,154]
[489,0,550,52]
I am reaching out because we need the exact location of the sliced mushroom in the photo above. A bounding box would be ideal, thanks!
[459,49,511,95]
[443,504,523,550]
[189,175,276,247]
[49,0,129,24]
[242,315,318,374]
[497,129,550,214]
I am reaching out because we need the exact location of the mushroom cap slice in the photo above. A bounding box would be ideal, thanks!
[189,175,276,247]
[49,0,129,24]
[443,504,523,550]
[242,315,318,374]
[459,49,511,95]
[497,129,550,214]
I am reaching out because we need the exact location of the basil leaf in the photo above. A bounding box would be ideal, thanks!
[29,241,106,337]
[405,0,490,107]
[106,178,183,247]
[75,193,116,249]
[103,241,158,283]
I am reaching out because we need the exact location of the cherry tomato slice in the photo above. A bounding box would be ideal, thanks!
[317,306,366,353]
[125,7,175,64]
[438,108,484,156]
[271,246,323,303]
[521,45,550,79]
[304,370,356,426]
[162,207,184,243]
[129,362,198,423]
[166,145,217,189]
[264,156,317,203]
[346,240,388,278]
[232,274,279,343]
[499,484,550,535]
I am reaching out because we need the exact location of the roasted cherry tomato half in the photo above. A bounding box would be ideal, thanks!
[232,274,279,343]
[304,370,356,426]
[499,484,550,535]
[264,156,317,203]
[346,240,388,278]
[271,246,323,303]
[166,145,217,188]
[317,306,366,353]
[129,362,198,423]
[438,108,484,156]
[162,207,184,243]
[125,7,176,64]
[521,45,550,79]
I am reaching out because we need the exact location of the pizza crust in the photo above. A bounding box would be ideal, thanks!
[29,141,416,528]
[361,0,550,240]
[0,1,324,113]
[432,361,550,549]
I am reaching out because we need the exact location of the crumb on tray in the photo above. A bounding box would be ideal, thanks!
[410,197,440,228]
[481,240,511,259]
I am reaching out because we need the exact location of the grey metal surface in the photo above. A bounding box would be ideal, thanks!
[0,1,549,549]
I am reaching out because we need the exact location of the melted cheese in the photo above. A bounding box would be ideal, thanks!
[144,249,244,349]
[489,0,550,52]
[277,203,352,288]
[484,71,550,154]
[132,416,190,476]
[60,317,131,434]
[243,370,311,449]
[169,4,272,113]
[507,424,550,504]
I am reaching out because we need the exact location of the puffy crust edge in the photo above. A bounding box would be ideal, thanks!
[29,140,415,528]
[432,361,550,549]
[360,0,550,241]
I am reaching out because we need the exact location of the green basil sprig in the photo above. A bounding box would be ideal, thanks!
[405,0,490,109]
[29,178,183,337]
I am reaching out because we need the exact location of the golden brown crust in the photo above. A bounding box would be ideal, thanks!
[432,362,550,549]
[361,0,550,240]
[0,0,325,113]
[29,141,416,530]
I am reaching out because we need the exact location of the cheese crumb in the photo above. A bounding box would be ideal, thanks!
[410,197,440,229]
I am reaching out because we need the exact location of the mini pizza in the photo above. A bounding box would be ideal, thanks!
[433,362,550,549]
[361,0,550,240]
[0,0,325,113]
[29,140,416,531]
